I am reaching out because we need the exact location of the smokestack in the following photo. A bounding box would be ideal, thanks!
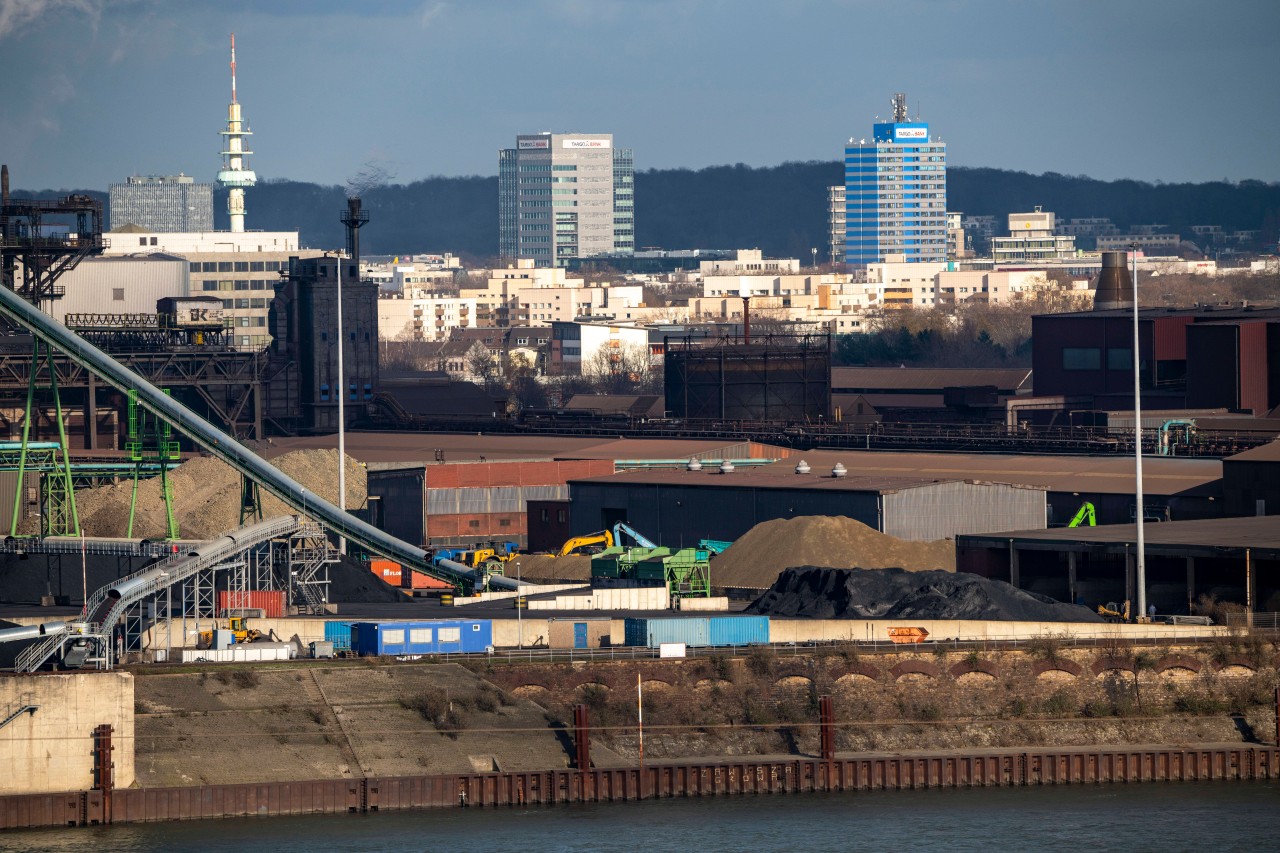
[741,295,751,345]
[1,164,8,204]
[340,196,369,267]
[1094,251,1134,311]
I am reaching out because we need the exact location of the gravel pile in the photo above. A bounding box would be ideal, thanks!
[747,566,1102,622]
[712,516,955,589]
[508,554,590,582]
[73,449,367,540]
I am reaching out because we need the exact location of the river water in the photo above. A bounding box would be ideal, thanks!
[3,782,1277,852]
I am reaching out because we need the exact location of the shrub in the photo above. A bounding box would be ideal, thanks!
[401,689,448,723]
[1042,689,1074,716]
[230,669,260,689]
[1028,633,1066,664]
[745,647,775,678]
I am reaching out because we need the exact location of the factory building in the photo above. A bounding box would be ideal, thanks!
[103,229,322,351]
[956,516,1280,616]
[664,332,831,421]
[108,175,213,233]
[44,254,190,324]
[1032,303,1280,414]
[566,464,1047,546]
[268,255,379,434]
[367,459,615,549]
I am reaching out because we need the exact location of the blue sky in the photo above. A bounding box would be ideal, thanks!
[3,0,1277,190]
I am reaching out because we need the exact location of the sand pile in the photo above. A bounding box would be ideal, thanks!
[712,516,955,589]
[509,554,590,582]
[73,449,367,540]
[748,567,1101,622]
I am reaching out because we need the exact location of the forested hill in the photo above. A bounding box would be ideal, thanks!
[21,164,1279,260]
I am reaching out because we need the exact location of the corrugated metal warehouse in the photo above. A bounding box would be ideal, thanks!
[1222,440,1280,516]
[957,516,1280,616]
[46,254,190,324]
[567,463,1047,545]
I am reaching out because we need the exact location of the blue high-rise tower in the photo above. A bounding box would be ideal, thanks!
[844,93,947,266]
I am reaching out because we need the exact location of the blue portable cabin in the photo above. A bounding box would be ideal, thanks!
[323,621,353,651]
[351,620,493,656]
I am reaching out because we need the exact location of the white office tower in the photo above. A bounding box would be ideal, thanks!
[499,133,634,268]
[216,33,257,233]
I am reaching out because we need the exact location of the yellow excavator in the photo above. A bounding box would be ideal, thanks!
[1097,600,1131,623]
[555,530,614,557]
[196,616,266,649]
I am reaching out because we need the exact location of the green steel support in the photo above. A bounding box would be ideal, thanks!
[126,389,180,540]
[10,340,80,536]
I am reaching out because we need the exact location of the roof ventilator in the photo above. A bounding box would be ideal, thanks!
[795,460,811,475]
[718,460,735,474]
[686,458,702,472]
[831,462,847,478]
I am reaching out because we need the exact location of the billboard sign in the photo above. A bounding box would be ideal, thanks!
[563,138,611,149]
[893,125,929,141]
[518,138,550,150]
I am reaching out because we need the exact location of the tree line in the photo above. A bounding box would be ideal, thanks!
[23,164,1278,260]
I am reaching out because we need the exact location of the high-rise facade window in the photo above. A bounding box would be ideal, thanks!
[109,175,214,233]
[844,107,947,266]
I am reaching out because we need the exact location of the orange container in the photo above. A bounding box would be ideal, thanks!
[370,559,402,585]
[886,626,930,644]
[217,589,285,618]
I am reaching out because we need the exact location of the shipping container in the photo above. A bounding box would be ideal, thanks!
[369,559,401,585]
[323,621,353,650]
[624,617,709,648]
[350,620,492,656]
[708,615,769,646]
[217,590,285,619]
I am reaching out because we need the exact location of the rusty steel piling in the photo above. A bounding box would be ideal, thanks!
[2,745,1278,830]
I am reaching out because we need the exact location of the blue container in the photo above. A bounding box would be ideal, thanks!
[708,615,770,647]
[624,617,710,648]
[324,621,353,651]
[351,620,492,656]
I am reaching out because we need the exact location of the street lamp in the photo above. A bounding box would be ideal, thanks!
[1130,244,1146,620]
[811,247,817,269]
[516,560,523,649]
[335,254,347,555]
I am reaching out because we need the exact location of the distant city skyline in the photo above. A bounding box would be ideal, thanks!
[2,0,1277,191]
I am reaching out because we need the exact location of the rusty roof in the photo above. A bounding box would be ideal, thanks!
[572,449,1220,497]
[831,367,1032,392]
[958,516,1280,559]
[261,433,781,465]
[568,466,1007,494]
[1223,439,1280,463]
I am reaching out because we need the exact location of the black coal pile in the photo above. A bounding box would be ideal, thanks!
[327,555,406,603]
[747,566,1102,622]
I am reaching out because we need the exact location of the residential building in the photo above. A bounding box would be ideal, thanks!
[946,211,968,260]
[866,261,948,308]
[843,93,947,266]
[378,291,478,342]
[1097,233,1181,254]
[828,186,845,264]
[108,175,214,233]
[548,320,652,376]
[498,132,634,268]
[698,249,800,276]
[991,207,1078,264]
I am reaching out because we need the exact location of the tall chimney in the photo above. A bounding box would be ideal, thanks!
[340,196,369,267]
[1094,251,1133,310]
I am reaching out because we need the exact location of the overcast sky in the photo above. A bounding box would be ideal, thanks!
[3,0,1277,191]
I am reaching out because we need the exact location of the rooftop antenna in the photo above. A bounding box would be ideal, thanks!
[217,32,256,233]
[891,92,908,123]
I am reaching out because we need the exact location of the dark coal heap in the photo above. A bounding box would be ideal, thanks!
[747,566,1102,622]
